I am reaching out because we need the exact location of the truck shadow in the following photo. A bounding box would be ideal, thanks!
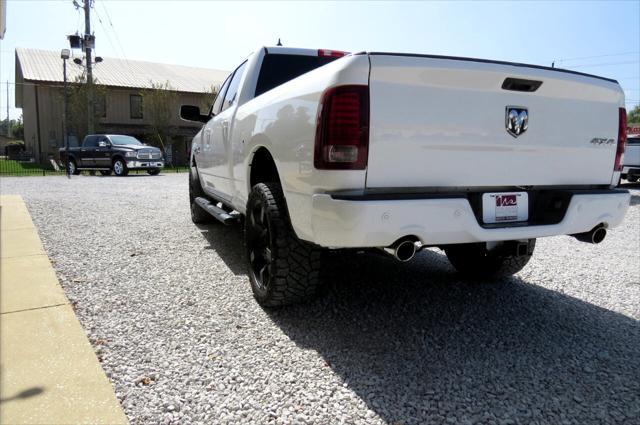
[196,222,640,423]
[196,223,247,276]
[265,251,640,423]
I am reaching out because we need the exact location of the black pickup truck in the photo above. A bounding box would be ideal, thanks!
[59,134,164,176]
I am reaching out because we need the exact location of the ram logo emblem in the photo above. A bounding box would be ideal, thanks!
[505,106,528,138]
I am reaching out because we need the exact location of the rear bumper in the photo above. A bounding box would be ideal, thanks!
[309,190,630,248]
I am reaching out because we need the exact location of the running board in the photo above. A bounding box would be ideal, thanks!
[195,197,238,225]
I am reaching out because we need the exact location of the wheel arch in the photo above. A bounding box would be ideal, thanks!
[248,146,281,193]
[112,154,125,164]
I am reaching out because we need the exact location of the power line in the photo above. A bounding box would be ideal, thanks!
[93,7,119,59]
[554,51,639,63]
[563,60,639,69]
[98,0,130,65]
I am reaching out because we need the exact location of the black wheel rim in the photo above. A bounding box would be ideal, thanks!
[247,201,272,291]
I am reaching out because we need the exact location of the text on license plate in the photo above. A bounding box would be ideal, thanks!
[482,192,528,224]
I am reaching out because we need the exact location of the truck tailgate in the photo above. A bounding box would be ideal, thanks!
[366,53,624,189]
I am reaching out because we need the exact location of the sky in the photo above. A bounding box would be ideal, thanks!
[1,0,639,120]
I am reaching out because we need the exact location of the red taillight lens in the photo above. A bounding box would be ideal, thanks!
[318,49,349,58]
[314,85,369,170]
[615,107,627,171]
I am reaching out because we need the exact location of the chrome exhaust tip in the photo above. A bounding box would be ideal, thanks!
[383,240,418,262]
[573,225,607,244]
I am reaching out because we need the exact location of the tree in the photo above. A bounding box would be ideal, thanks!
[627,105,640,124]
[140,81,179,154]
[0,117,24,139]
[200,84,219,113]
[11,116,24,140]
[65,75,106,141]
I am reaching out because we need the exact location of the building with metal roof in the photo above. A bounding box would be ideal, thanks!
[15,48,228,164]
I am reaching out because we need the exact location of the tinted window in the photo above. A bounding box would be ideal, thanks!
[130,94,143,119]
[212,75,232,115]
[96,94,107,118]
[628,137,640,145]
[110,135,143,146]
[255,54,339,97]
[83,136,98,147]
[222,61,248,111]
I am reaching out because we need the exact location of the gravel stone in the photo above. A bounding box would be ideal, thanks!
[2,175,639,425]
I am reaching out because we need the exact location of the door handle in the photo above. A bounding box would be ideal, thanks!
[222,121,229,140]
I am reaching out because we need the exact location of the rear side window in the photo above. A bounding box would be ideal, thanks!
[628,137,640,145]
[212,74,232,115]
[255,54,339,98]
[222,61,248,111]
[83,136,98,147]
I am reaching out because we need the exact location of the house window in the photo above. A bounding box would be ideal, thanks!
[130,94,143,119]
[96,94,107,118]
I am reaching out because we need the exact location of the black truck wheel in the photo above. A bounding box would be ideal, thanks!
[100,170,111,176]
[68,159,80,175]
[113,158,128,176]
[245,182,322,307]
[444,239,535,278]
[147,169,160,176]
[189,168,215,224]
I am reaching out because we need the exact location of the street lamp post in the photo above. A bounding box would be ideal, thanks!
[61,49,71,178]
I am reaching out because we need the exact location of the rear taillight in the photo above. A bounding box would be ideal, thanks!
[615,107,627,171]
[318,49,348,58]
[314,85,369,170]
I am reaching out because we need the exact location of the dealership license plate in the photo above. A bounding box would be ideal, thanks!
[482,192,528,224]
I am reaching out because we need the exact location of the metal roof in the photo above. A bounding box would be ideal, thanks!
[16,47,229,93]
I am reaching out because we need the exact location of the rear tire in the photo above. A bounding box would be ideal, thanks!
[628,175,639,183]
[100,170,111,176]
[147,169,160,176]
[189,167,215,224]
[245,182,322,307]
[113,158,128,176]
[444,239,535,278]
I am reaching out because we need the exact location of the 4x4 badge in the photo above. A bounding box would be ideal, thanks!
[506,106,528,137]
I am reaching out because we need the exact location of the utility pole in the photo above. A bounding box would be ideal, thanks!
[84,0,94,134]
[5,81,9,137]
[61,49,70,178]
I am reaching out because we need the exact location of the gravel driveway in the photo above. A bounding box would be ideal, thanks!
[2,174,639,425]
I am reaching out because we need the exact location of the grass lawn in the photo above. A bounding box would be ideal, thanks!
[0,158,188,176]
[0,158,63,176]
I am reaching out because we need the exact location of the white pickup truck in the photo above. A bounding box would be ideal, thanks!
[181,46,631,307]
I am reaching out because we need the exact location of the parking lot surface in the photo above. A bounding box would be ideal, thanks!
[2,174,639,425]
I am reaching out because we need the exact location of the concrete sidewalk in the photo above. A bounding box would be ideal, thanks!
[0,195,128,425]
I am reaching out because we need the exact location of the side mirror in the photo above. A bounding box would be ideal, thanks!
[180,105,210,123]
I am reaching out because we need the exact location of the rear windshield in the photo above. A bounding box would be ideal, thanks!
[628,137,640,145]
[255,54,339,97]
